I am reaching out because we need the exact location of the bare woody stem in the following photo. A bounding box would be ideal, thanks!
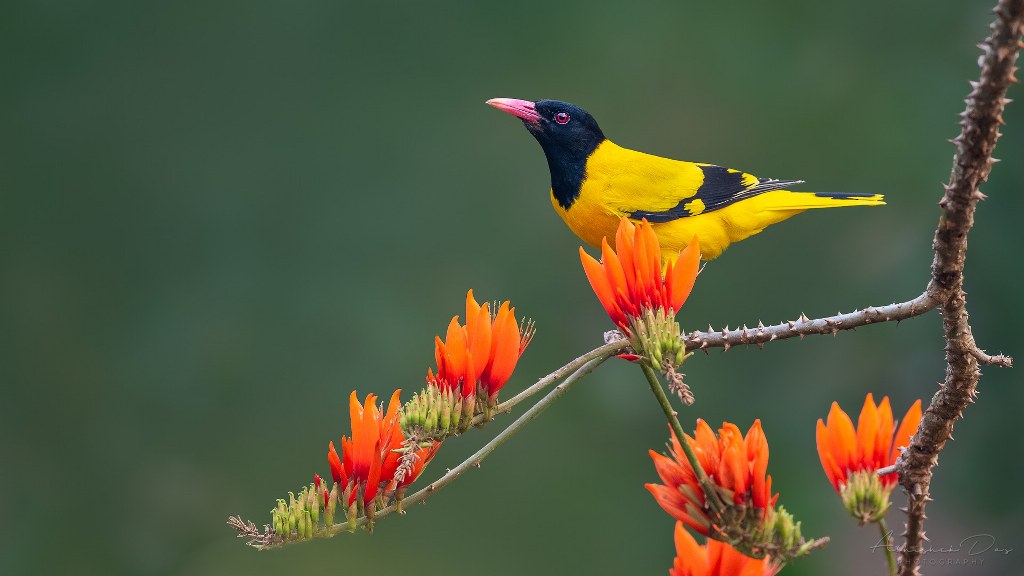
[894,2,1023,575]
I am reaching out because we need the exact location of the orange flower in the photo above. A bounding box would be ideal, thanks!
[327,390,442,509]
[816,393,921,524]
[669,521,781,576]
[429,290,533,402]
[647,420,777,536]
[816,393,922,491]
[343,391,391,505]
[580,218,699,332]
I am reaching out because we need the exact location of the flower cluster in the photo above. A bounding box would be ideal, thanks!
[580,218,700,332]
[816,393,922,524]
[423,290,534,432]
[325,391,440,527]
[267,390,442,542]
[580,218,700,402]
[647,419,817,562]
[647,420,776,536]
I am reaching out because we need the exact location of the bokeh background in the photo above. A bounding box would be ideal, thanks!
[2,1,1021,574]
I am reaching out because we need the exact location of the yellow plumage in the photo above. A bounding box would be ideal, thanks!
[552,140,885,261]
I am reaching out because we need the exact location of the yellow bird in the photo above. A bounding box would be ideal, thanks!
[487,98,884,262]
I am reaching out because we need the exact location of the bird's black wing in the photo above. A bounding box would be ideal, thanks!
[628,164,803,223]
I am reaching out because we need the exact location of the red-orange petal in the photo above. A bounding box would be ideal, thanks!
[444,317,469,392]
[484,304,521,395]
[816,418,841,491]
[378,390,404,482]
[465,293,492,374]
[670,521,710,576]
[599,236,630,318]
[874,396,895,470]
[825,401,857,478]
[581,245,625,327]
[669,235,701,312]
[328,441,346,485]
[614,219,639,304]
[856,393,880,470]
[891,399,922,465]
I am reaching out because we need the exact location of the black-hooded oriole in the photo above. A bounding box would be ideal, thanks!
[487,98,884,262]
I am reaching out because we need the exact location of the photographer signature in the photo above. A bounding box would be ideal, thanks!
[873,532,1013,556]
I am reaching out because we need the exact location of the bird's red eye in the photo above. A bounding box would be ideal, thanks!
[554,112,570,124]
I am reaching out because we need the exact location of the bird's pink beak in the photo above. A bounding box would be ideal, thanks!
[486,98,541,123]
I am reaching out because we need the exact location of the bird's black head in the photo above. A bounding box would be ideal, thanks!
[487,98,606,209]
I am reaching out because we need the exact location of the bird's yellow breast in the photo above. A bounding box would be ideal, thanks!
[551,140,759,260]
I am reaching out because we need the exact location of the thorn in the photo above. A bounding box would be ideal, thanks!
[972,190,988,200]
[757,320,765,329]
[722,342,731,352]
[798,312,810,323]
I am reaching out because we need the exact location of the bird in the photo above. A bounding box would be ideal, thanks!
[486,98,884,262]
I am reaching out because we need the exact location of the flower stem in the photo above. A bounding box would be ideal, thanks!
[878,519,896,576]
[639,364,724,514]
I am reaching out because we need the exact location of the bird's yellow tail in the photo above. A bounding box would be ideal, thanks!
[763,191,885,211]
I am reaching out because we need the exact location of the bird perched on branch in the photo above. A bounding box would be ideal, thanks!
[487,98,884,262]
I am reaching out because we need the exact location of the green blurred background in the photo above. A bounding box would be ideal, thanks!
[2,1,1021,574]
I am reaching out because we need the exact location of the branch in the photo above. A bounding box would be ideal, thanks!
[682,293,939,352]
[894,2,1023,575]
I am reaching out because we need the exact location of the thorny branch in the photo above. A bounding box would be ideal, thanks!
[893,2,1023,575]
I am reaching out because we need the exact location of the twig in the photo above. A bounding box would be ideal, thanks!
[894,2,1023,575]
[968,346,1013,367]
[682,294,939,352]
